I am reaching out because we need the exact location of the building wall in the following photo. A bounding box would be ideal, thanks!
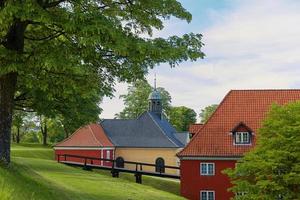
[55,149,114,167]
[115,148,181,174]
[180,159,236,200]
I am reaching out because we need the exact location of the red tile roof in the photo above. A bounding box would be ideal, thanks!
[178,90,300,157]
[189,124,204,135]
[55,123,114,147]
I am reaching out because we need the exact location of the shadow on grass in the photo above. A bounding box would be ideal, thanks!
[93,168,181,195]
[0,161,76,200]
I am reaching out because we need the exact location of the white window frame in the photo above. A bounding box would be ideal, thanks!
[106,150,110,162]
[200,190,215,200]
[200,163,215,176]
[234,132,251,145]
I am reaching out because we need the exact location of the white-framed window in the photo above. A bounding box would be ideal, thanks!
[106,150,110,161]
[234,132,251,144]
[200,163,215,176]
[200,190,215,200]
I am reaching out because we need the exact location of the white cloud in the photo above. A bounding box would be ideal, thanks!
[100,0,300,120]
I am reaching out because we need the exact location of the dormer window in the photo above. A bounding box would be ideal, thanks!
[231,122,253,145]
[234,132,250,144]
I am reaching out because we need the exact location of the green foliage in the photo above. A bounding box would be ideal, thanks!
[22,131,40,143]
[168,106,197,131]
[47,118,65,143]
[199,104,218,123]
[12,111,37,143]
[116,80,171,119]
[1,0,204,117]
[225,102,300,199]
[0,1,204,162]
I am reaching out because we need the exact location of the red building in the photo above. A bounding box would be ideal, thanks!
[178,90,300,200]
[54,123,114,167]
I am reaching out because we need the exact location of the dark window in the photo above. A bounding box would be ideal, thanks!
[234,132,251,144]
[155,157,165,173]
[116,157,124,168]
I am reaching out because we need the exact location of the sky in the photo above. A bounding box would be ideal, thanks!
[100,0,300,120]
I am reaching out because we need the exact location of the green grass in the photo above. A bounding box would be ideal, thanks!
[0,143,184,200]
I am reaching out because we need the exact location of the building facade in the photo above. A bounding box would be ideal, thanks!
[178,90,300,200]
[54,87,189,174]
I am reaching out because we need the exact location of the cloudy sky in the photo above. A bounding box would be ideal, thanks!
[100,0,300,120]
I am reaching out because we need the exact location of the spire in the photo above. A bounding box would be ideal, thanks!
[154,73,157,90]
[148,73,162,119]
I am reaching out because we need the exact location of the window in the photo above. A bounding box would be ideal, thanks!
[200,191,215,200]
[234,132,251,144]
[155,157,165,173]
[200,163,215,175]
[106,150,110,160]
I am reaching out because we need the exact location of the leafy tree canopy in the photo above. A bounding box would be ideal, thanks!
[168,106,197,131]
[116,79,171,119]
[199,104,218,123]
[0,0,204,164]
[225,102,300,199]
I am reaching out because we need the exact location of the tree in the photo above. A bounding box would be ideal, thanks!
[225,102,300,199]
[116,80,172,119]
[12,110,26,143]
[0,1,204,165]
[168,106,197,131]
[199,104,218,123]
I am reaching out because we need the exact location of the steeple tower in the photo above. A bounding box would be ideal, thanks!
[148,75,162,119]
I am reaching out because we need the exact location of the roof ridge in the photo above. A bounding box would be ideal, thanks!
[147,112,180,147]
[88,124,103,146]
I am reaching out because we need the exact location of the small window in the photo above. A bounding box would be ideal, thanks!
[200,191,215,200]
[106,150,110,160]
[235,132,251,144]
[200,163,215,176]
[155,157,165,173]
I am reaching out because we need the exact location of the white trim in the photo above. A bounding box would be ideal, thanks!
[100,149,103,166]
[200,190,215,200]
[200,162,215,176]
[234,132,251,145]
[180,156,241,161]
[54,147,114,150]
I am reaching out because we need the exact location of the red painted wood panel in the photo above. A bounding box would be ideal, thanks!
[55,149,114,166]
[180,160,236,200]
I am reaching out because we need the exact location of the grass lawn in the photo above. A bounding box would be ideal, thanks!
[0,143,184,200]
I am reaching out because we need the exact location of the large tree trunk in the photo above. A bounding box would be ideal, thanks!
[0,19,27,165]
[0,73,17,165]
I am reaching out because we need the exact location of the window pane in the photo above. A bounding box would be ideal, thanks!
[201,164,207,174]
[208,164,214,175]
[208,192,214,200]
[201,192,207,200]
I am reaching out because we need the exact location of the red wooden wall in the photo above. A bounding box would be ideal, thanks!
[180,159,236,200]
[55,149,114,167]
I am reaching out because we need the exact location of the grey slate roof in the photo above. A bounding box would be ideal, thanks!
[174,132,190,145]
[100,111,185,148]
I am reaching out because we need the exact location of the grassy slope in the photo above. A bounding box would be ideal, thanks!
[0,144,184,200]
